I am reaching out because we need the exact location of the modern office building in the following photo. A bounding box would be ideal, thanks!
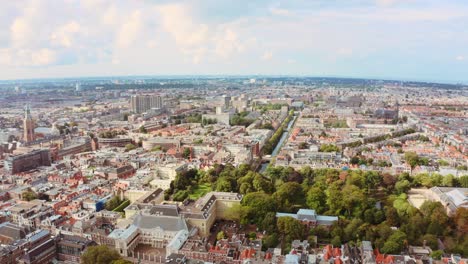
[130,95,164,114]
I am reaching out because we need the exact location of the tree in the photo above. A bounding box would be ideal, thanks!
[277,216,305,240]
[419,234,438,250]
[241,192,277,226]
[262,233,279,250]
[22,190,37,201]
[260,212,278,233]
[459,175,468,188]
[404,152,420,169]
[273,182,305,211]
[112,260,133,264]
[382,173,397,189]
[381,231,406,254]
[430,250,443,260]
[217,231,227,240]
[454,208,468,234]
[320,144,340,152]
[350,156,360,165]
[173,190,189,201]
[438,160,449,166]
[306,186,327,213]
[125,143,136,152]
[105,196,123,211]
[395,180,411,194]
[298,142,308,149]
[224,203,243,221]
[81,245,123,264]
[331,236,342,247]
[182,147,191,159]
[139,126,147,133]
[442,174,455,187]
[215,177,234,192]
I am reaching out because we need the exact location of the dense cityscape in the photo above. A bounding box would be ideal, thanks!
[0,77,466,264]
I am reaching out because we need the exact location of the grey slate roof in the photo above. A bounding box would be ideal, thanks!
[133,214,187,232]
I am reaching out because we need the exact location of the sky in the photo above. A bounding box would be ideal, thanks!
[0,0,467,82]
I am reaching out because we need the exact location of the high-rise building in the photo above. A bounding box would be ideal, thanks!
[130,95,164,114]
[23,105,35,142]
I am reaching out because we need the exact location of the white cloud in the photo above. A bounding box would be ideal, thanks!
[337,48,353,56]
[116,10,143,48]
[0,0,467,80]
[214,28,244,58]
[269,7,291,16]
[155,3,250,63]
[0,48,56,66]
[261,51,273,60]
[455,55,465,61]
[50,21,82,48]
[376,0,400,7]
[10,18,33,48]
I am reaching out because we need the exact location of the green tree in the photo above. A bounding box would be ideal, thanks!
[217,231,226,240]
[438,160,449,166]
[125,143,136,151]
[277,216,305,240]
[319,144,340,152]
[442,174,456,187]
[139,126,147,133]
[81,245,123,264]
[182,147,191,159]
[306,186,327,213]
[22,190,37,201]
[331,236,342,247]
[404,151,420,169]
[454,208,468,234]
[430,250,443,260]
[173,190,189,201]
[350,156,360,165]
[273,182,305,212]
[381,231,406,254]
[395,180,411,194]
[215,177,234,192]
[105,196,123,211]
[459,175,468,188]
[262,233,279,250]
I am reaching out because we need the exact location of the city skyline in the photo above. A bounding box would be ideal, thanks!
[1,0,468,82]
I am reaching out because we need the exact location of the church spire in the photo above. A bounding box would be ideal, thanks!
[23,104,35,142]
[24,104,32,120]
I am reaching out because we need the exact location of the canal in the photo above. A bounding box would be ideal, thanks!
[259,115,297,173]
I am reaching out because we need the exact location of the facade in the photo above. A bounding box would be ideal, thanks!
[57,137,92,159]
[98,137,133,148]
[276,209,338,227]
[56,234,96,262]
[131,95,164,114]
[4,149,52,174]
[8,200,55,229]
[180,192,243,237]
[109,205,188,256]
[23,105,35,143]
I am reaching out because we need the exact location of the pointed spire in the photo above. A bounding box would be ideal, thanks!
[24,104,32,120]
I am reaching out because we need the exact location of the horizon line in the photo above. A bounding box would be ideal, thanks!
[0,74,466,86]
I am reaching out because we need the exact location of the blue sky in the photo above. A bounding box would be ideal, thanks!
[0,0,467,82]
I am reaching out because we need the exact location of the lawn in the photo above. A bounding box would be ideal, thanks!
[189,183,212,200]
